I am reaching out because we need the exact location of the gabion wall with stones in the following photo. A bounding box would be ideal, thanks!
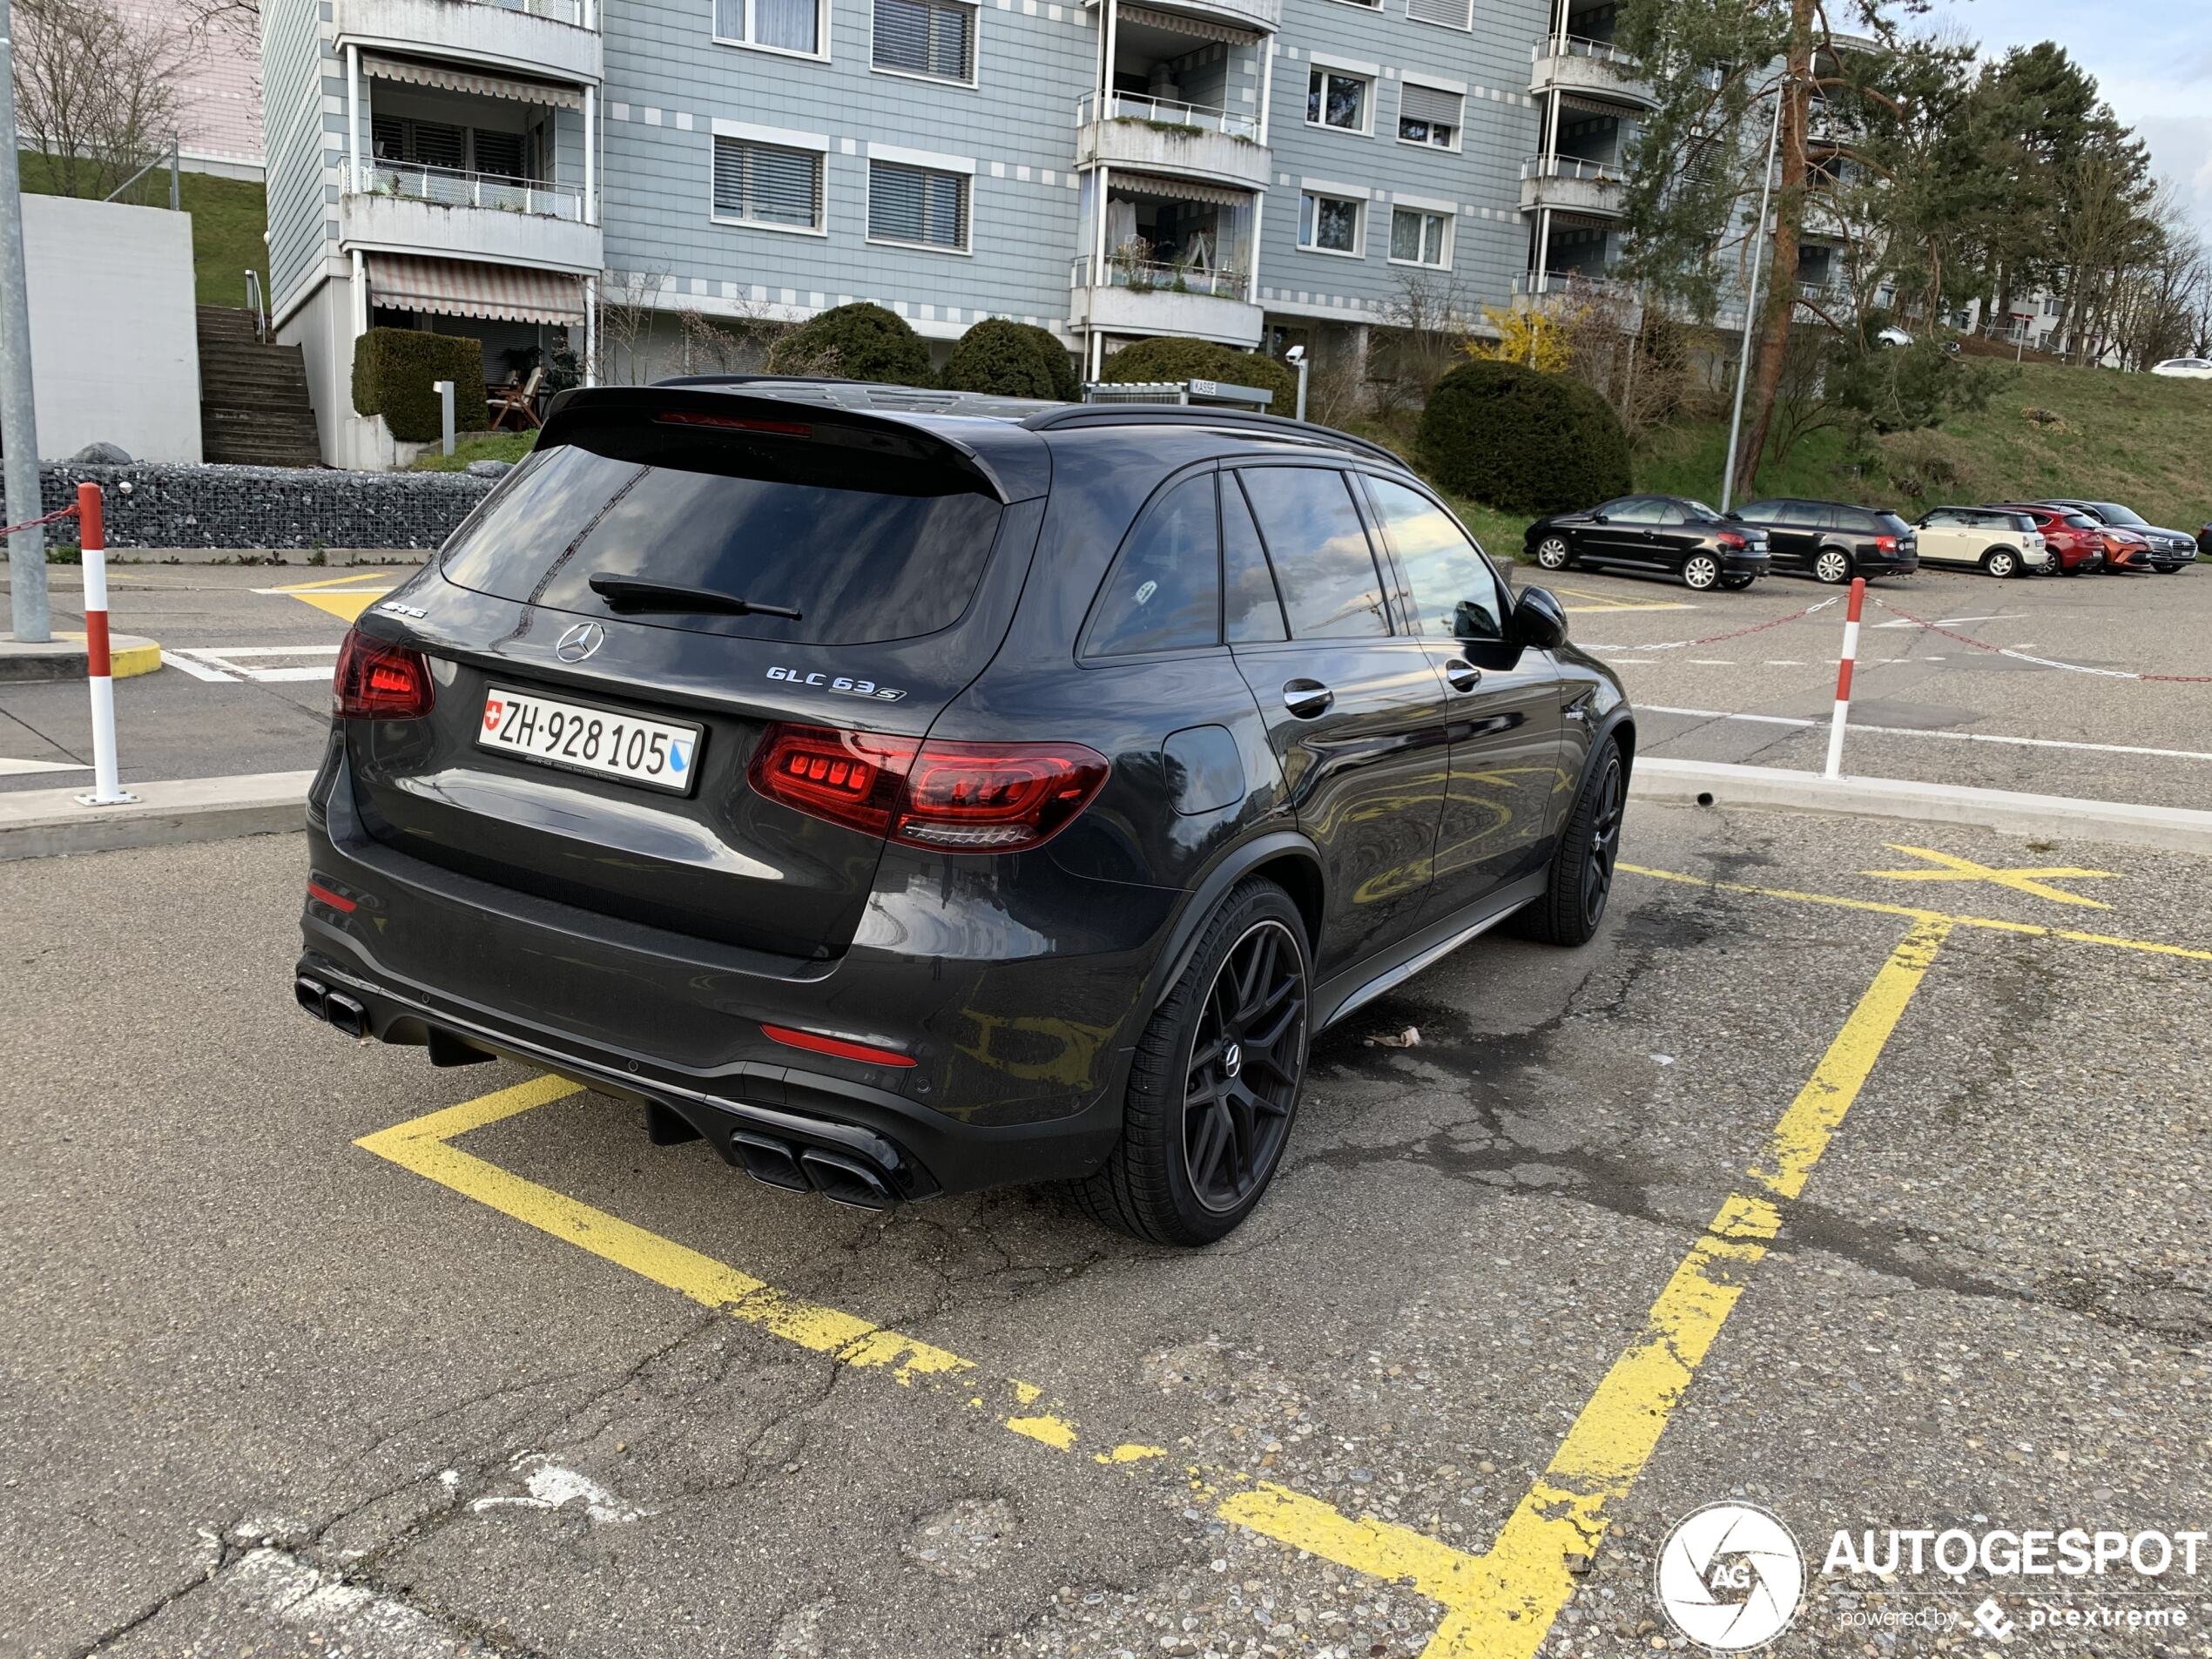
[37,462,496,550]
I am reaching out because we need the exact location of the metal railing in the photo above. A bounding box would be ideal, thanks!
[458,0,591,23]
[1070,253,1252,300]
[245,270,268,341]
[359,159,586,220]
[1531,32,1639,70]
[1522,153,1628,185]
[105,134,182,211]
[1076,90,1261,143]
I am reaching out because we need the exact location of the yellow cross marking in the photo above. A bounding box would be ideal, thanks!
[253,571,401,624]
[1856,844,2120,909]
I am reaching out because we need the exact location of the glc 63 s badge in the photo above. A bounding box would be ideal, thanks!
[765,665,907,702]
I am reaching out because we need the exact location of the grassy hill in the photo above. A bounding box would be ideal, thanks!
[18,152,270,309]
[1351,358,2212,558]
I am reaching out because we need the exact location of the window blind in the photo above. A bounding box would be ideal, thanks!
[713,137,823,228]
[1398,82,1462,128]
[869,160,968,248]
[874,0,974,80]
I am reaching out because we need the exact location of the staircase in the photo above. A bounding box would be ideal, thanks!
[196,306,323,468]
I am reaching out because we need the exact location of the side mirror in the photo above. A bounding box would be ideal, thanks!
[1514,586,1568,651]
[1590,512,1609,525]
[1725,510,1743,522]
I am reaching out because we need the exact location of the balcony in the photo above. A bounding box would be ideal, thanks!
[335,0,602,86]
[1528,35,1655,110]
[1069,255,1262,347]
[1520,155,1627,219]
[341,160,602,273]
[1076,92,1271,192]
[1083,0,1280,37]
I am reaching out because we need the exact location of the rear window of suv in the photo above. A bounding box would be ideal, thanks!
[439,420,1005,646]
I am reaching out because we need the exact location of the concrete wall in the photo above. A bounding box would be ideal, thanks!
[20,195,203,464]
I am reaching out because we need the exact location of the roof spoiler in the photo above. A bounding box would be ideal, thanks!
[1021,404,1406,466]
[539,384,1044,502]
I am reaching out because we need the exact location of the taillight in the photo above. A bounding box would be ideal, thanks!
[1717,531,1747,549]
[748,723,1109,853]
[333,628,435,720]
[1874,535,1899,552]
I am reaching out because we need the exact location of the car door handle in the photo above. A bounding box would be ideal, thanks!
[1442,658,1482,693]
[1282,678,1334,718]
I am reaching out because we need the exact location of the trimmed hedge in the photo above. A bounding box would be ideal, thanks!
[1099,337,1298,411]
[765,301,932,386]
[1016,322,1081,401]
[352,328,484,444]
[1417,359,1632,515]
[939,318,1059,399]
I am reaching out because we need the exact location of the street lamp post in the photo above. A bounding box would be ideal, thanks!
[1720,80,1788,514]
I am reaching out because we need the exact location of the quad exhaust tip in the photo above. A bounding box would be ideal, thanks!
[293,976,367,1039]
[729,1128,896,1210]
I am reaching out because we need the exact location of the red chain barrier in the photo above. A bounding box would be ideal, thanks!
[1865,594,2212,685]
[0,502,81,540]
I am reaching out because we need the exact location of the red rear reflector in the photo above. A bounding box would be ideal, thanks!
[748,724,1110,853]
[655,410,814,437]
[334,628,435,720]
[306,879,357,913]
[761,1023,917,1069]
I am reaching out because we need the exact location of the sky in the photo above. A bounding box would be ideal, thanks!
[1915,0,2212,244]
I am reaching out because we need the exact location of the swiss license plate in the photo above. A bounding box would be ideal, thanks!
[476,687,703,795]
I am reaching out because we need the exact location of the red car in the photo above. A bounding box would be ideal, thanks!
[1986,503,2107,575]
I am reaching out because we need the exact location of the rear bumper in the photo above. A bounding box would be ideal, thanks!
[1720,550,1772,576]
[301,744,1163,1198]
[1858,550,1919,576]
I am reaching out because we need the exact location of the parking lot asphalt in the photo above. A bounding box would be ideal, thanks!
[1540,561,2212,811]
[0,563,418,792]
[7,799,2209,1657]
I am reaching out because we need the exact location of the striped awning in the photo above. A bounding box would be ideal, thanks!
[359,52,584,111]
[1116,2,1258,44]
[367,254,586,325]
[1111,170,1251,207]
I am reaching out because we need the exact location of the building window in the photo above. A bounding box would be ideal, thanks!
[1406,0,1470,26]
[1306,69,1370,133]
[1389,207,1449,267]
[1397,81,1461,150]
[873,0,974,82]
[869,159,968,251]
[1298,192,1362,256]
[712,136,824,231]
[714,0,824,57]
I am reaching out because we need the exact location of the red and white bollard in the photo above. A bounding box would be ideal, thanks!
[74,482,137,806]
[1824,577,1865,780]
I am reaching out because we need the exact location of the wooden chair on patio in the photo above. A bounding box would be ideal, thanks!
[487,366,547,432]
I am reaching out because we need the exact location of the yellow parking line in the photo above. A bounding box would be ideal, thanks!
[1619,863,2212,962]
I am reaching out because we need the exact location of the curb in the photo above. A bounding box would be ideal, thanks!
[0,632,162,684]
[0,770,314,860]
[1630,758,2212,856]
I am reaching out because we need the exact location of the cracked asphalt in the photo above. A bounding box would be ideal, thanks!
[4,800,2209,1658]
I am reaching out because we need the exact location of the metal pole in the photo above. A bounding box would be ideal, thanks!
[73,483,136,806]
[435,381,455,455]
[0,0,50,644]
[1294,355,1308,421]
[169,135,180,212]
[1720,81,1786,514]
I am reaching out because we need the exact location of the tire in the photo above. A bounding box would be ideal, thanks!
[1682,553,1721,590]
[1812,548,1853,585]
[1982,547,2020,579]
[1718,574,1756,590]
[1513,738,1625,948]
[1075,880,1312,1246]
[1534,536,1574,571]
[2155,560,2182,575]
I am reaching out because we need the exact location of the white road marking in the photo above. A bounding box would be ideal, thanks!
[1762,660,1806,666]
[165,651,239,682]
[166,644,340,685]
[1688,658,1735,665]
[1873,612,2024,628]
[471,1453,648,1524]
[0,756,90,775]
[1640,705,2212,763]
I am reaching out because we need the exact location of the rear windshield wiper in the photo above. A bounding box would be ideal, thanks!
[587,574,803,620]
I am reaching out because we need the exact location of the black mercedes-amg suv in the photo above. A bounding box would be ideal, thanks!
[296,379,1634,1244]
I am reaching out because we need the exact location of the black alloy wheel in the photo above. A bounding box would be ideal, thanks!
[1580,750,1624,929]
[1183,919,1307,1214]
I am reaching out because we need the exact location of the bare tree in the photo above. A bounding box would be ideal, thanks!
[594,268,671,385]
[1370,269,1476,415]
[177,0,259,43]
[1554,277,1693,442]
[12,0,189,199]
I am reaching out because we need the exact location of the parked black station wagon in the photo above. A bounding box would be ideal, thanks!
[1525,495,1773,590]
[296,380,1635,1244]
[1729,499,1920,584]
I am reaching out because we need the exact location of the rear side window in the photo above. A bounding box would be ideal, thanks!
[1083,473,1221,657]
[1774,501,1828,528]
[1364,476,1507,642]
[1838,509,1884,535]
[441,423,1003,646]
[1607,497,1668,525]
[1222,474,1288,644]
[1238,468,1391,639]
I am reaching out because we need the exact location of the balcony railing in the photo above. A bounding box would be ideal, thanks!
[459,0,590,23]
[1071,253,1251,299]
[1531,32,1638,70]
[1076,91,1261,144]
[1522,153,1627,185]
[361,159,585,221]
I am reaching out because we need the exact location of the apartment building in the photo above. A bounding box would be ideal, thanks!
[262,0,1636,466]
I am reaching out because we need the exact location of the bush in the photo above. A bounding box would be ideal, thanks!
[939,319,1060,399]
[1416,358,1631,515]
[352,328,485,444]
[1098,337,1298,413]
[765,301,931,386]
[1016,323,1081,401]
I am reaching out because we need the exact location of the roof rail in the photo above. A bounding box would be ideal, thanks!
[1020,404,1406,466]
[650,374,1055,419]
